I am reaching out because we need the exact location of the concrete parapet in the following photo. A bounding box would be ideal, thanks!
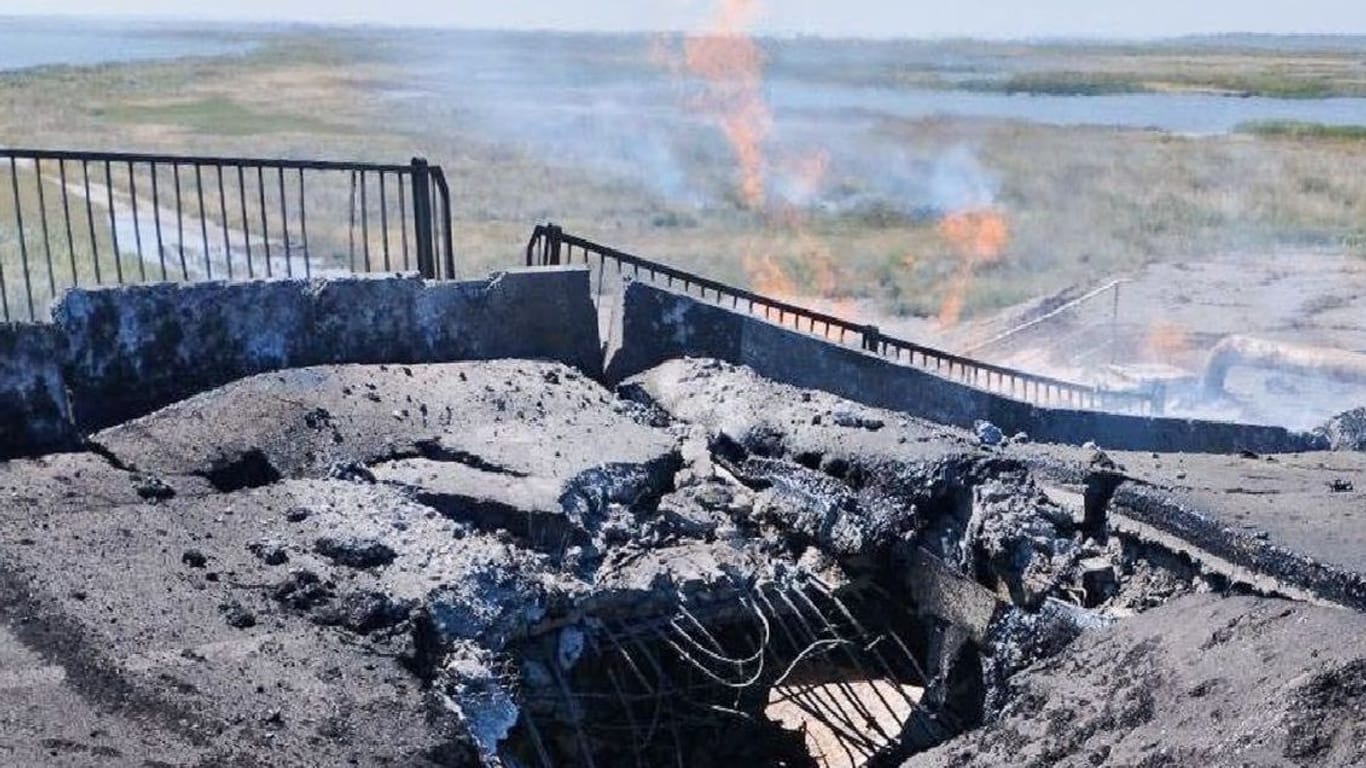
[0,324,76,455]
[0,267,599,459]
[607,279,1321,455]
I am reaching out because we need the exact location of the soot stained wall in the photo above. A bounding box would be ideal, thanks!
[0,267,600,459]
[606,280,1320,455]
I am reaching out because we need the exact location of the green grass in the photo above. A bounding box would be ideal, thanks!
[1237,120,1366,141]
[961,72,1150,96]
[93,97,344,137]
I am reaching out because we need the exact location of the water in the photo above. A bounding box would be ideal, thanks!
[0,17,254,72]
[770,82,1366,135]
[393,31,1366,213]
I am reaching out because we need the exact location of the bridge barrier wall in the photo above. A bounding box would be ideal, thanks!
[606,279,1322,455]
[0,267,600,459]
[0,324,73,456]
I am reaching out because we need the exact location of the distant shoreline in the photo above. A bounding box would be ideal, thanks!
[0,17,257,74]
[4,14,1366,48]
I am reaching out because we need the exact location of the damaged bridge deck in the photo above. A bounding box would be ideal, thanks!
[1,354,1362,767]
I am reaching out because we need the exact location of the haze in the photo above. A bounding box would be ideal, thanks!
[6,0,1366,39]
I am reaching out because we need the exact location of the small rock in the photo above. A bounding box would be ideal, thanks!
[248,540,290,566]
[975,420,1006,447]
[314,536,396,569]
[181,549,208,569]
[273,570,334,611]
[302,407,333,429]
[1328,479,1354,493]
[284,507,312,523]
[311,591,412,634]
[132,474,175,502]
[220,602,257,629]
[326,462,376,484]
[1013,432,1031,444]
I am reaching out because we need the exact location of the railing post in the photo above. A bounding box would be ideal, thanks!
[410,157,435,279]
[547,223,564,266]
[862,325,881,353]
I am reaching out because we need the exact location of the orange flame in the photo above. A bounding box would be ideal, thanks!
[684,0,770,209]
[937,209,1009,326]
[744,251,796,297]
[1142,321,1192,363]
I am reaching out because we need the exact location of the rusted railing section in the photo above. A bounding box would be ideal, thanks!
[527,223,1165,415]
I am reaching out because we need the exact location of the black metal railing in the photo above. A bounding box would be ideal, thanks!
[0,149,455,322]
[527,224,1165,415]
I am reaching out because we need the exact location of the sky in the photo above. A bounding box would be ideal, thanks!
[6,0,1366,39]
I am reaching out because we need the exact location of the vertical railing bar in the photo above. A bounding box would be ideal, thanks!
[34,158,57,297]
[429,175,438,275]
[216,165,232,281]
[297,169,309,280]
[58,158,78,286]
[428,175,438,275]
[441,176,453,278]
[360,171,371,271]
[277,166,292,278]
[195,164,211,280]
[7,157,32,320]
[397,173,409,270]
[379,170,391,271]
[127,161,145,281]
[257,166,272,278]
[237,165,254,279]
[348,171,357,273]
[150,161,167,281]
[173,163,188,280]
[104,161,123,285]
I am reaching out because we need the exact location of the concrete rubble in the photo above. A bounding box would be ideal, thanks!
[1,355,1363,767]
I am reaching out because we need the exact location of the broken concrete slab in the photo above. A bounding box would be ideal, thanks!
[94,360,673,487]
[904,594,1366,768]
[1020,443,1366,610]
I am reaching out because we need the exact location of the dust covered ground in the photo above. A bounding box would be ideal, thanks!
[0,357,1363,766]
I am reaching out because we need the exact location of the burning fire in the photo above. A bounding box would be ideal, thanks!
[1143,320,1193,364]
[683,0,771,209]
[744,250,796,297]
[937,208,1009,326]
